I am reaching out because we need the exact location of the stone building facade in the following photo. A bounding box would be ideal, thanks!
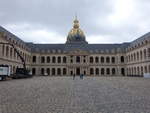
[0,18,150,76]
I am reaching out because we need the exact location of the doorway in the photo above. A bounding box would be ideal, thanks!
[76,68,80,75]
[121,68,125,76]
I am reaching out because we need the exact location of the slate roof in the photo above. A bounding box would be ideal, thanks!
[26,43,66,52]
[130,32,150,46]
[0,26,25,44]
[26,42,130,53]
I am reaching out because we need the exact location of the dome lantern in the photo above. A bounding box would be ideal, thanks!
[66,16,88,44]
[73,16,79,29]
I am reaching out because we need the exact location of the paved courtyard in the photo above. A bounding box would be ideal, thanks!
[0,76,150,113]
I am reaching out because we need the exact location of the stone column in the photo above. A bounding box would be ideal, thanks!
[3,45,5,58]
[4,45,7,58]
[73,56,75,64]
[87,67,89,76]
[38,56,41,64]
[0,44,2,58]
[12,48,15,60]
[81,56,83,64]
[116,66,120,76]
[148,48,150,59]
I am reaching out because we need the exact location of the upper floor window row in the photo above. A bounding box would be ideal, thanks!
[32,56,67,63]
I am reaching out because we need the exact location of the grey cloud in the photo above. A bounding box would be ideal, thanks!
[0,0,150,43]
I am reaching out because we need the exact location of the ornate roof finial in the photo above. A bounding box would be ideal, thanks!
[73,13,79,28]
[75,13,77,20]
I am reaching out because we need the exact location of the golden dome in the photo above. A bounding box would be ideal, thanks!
[66,17,87,44]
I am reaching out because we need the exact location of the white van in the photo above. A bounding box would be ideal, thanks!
[0,65,11,81]
[144,73,150,78]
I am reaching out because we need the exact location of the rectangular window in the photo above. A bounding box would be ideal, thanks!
[33,56,36,63]
[41,57,45,63]
[2,45,4,56]
[148,48,150,58]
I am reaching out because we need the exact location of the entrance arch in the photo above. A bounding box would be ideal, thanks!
[76,68,80,75]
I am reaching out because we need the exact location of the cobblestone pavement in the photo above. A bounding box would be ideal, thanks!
[0,76,150,113]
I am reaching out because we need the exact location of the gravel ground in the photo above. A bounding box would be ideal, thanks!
[0,76,150,113]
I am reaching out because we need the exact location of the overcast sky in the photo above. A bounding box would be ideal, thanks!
[0,0,150,44]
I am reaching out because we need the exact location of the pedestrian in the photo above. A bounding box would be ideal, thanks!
[73,74,75,80]
[81,74,84,79]
[80,74,84,79]
[80,74,81,79]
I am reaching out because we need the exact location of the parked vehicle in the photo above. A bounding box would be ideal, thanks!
[12,68,32,79]
[144,73,150,78]
[0,65,11,81]
[0,42,33,80]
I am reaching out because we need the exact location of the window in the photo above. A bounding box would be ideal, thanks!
[131,54,133,61]
[10,48,12,58]
[131,67,134,75]
[63,56,67,63]
[47,68,50,75]
[70,56,73,63]
[128,55,130,62]
[84,71,86,75]
[47,56,50,63]
[41,68,44,75]
[133,53,136,61]
[76,56,80,63]
[95,57,99,63]
[70,59,73,63]
[137,67,140,75]
[57,68,61,75]
[96,68,99,75]
[148,48,150,58]
[101,57,104,63]
[2,45,4,56]
[145,66,147,73]
[137,52,139,61]
[83,56,86,63]
[120,56,124,63]
[90,68,94,75]
[121,68,125,75]
[52,68,55,75]
[32,56,36,63]
[6,46,9,57]
[83,59,86,63]
[13,66,16,74]
[58,56,61,63]
[141,66,143,75]
[24,54,26,61]
[106,57,110,63]
[63,68,67,75]
[14,49,16,58]
[134,67,136,75]
[101,68,104,75]
[90,57,94,63]
[52,56,56,63]
[112,68,115,75]
[144,49,147,59]
[32,68,36,75]
[140,51,143,60]
[106,68,110,75]
[70,71,73,75]
[112,57,115,63]
[41,56,45,63]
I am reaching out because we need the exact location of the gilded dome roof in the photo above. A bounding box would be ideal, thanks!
[66,17,87,44]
